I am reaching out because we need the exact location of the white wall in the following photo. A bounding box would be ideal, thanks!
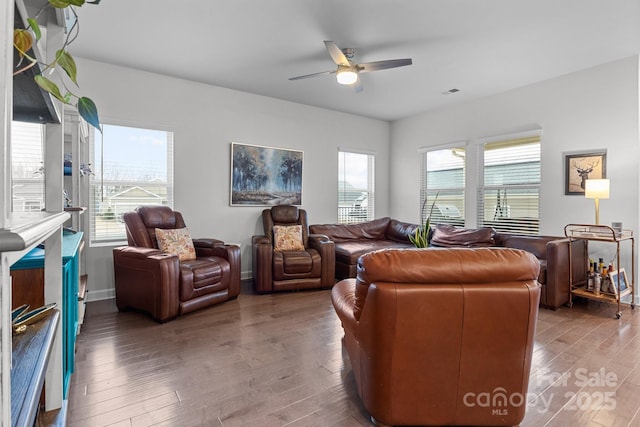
[76,59,390,300]
[390,55,639,275]
[79,56,640,300]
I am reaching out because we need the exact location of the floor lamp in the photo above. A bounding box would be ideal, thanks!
[585,179,610,225]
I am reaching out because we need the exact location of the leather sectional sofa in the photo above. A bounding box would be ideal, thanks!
[310,218,587,309]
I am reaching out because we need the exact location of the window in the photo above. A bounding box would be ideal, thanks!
[478,134,540,235]
[420,145,465,227]
[338,151,375,224]
[11,121,45,212]
[90,124,174,244]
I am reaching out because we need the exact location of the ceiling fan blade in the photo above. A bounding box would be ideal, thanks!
[288,70,335,81]
[324,41,350,67]
[357,58,413,73]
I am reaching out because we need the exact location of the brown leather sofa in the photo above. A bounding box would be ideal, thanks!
[252,205,335,293]
[332,247,541,427]
[113,206,241,322]
[310,219,587,309]
[309,217,418,279]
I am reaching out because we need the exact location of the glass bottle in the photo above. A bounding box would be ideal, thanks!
[594,271,601,295]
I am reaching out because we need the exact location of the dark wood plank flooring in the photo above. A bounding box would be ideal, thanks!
[67,284,640,427]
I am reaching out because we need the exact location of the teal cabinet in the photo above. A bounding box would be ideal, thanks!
[11,231,83,398]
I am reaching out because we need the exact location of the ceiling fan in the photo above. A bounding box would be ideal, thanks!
[289,41,412,92]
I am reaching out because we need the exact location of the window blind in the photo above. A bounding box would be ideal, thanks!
[478,136,541,235]
[421,146,465,227]
[11,121,44,212]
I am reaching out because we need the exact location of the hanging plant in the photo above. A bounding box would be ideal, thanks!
[13,0,101,131]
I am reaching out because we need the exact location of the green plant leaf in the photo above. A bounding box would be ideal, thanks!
[77,97,101,131]
[34,75,68,103]
[13,29,33,55]
[45,0,83,6]
[87,0,100,3]
[48,0,82,8]
[56,50,78,85]
[49,0,70,7]
[27,18,41,41]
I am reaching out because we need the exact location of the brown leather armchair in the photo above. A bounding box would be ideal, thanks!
[332,247,540,427]
[113,206,240,322]
[252,205,335,293]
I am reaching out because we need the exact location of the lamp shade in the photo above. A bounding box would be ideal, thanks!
[585,179,610,199]
[336,69,358,85]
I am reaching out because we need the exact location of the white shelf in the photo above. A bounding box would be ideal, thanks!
[0,212,69,260]
[3,2,75,424]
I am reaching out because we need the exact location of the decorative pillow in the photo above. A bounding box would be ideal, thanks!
[430,224,496,248]
[155,227,196,261]
[273,225,305,251]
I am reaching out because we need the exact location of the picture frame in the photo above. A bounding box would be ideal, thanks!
[230,142,303,206]
[564,151,606,195]
[609,268,629,296]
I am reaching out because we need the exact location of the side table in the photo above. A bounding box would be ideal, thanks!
[565,224,635,318]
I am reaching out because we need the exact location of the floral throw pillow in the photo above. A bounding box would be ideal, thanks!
[155,227,197,261]
[273,225,305,251]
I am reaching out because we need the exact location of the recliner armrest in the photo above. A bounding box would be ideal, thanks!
[193,238,232,258]
[113,245,167,259]
[308,234,336,287]
[252,235,273,293]
[192,238,225,248]
[112,246,181,322]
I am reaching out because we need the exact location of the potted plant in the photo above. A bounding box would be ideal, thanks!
[409,192,439,248]
[13,0,101,130]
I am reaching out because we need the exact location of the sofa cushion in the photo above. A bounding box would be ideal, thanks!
[309,217,391,242]
[155,227,196,261]
[273,225,305,251]
[386,219,419,243]
[335,240,413,265]
[430,224,495,248]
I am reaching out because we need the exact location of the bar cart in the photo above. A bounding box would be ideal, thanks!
[565,224,635,319]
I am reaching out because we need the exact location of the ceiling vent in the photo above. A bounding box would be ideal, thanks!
[442,88,460,95]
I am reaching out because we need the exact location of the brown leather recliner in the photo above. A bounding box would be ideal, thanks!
[113,206,240,322]
[252,205,335,293]
[332,247,540,427]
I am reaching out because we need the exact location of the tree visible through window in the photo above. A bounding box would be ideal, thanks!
[338,151,374,224]
[90,124,174,243]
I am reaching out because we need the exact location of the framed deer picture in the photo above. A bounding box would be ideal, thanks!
[565,151,607,195]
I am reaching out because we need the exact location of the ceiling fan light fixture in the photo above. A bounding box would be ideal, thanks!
[336,68,358,85]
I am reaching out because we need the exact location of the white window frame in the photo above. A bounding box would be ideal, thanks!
[338,149,375,224]
[419,142,466,227]
[89,123,174,245]
[476,130,542,235]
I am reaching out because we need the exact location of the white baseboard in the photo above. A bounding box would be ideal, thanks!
[85,288,115,302]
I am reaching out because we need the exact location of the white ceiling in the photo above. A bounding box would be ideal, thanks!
[70,0,640,122]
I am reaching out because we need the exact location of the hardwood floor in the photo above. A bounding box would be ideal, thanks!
[67,284,640,427]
